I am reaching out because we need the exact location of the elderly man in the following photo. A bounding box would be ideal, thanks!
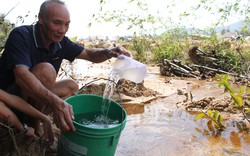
[0,0,130,137]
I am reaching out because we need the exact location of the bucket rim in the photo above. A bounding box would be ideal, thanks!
[66,94,127,131]
[73,116,126,130]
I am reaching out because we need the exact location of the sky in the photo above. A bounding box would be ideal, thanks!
[0,0,245,39]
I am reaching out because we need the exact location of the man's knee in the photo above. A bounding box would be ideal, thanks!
[30,63,57,89]
[66,79,79,94]
[53,79,79,99]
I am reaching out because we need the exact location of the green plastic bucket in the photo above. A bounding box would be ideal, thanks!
[58,94,126,156]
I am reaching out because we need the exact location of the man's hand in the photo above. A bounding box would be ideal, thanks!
[53,100,75,132]
[41,117,54,144]
[106,46,131,58]
[78,46,131,63]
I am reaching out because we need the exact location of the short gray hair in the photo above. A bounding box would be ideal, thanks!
[39,0,66,17]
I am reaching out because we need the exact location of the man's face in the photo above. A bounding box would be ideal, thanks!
[39,3,70,43]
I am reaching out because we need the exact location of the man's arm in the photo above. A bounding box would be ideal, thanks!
[14,66,54,104]
[13,66,75,131]
[76,47,131,62]
[0,89,54,143]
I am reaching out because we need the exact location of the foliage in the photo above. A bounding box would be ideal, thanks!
[194,73,250,133]
[130,35,151,62]
[69,36,78,43]
[0,3,30,54]
[192,0,250,29]
[0,15,15,52]
[93,0,250,36]
[91,0,158,34]
[215,46,244,74]
[153,28,189,62]
[195,110,225,131]
[217,74,250,117]
[90,0,250,75]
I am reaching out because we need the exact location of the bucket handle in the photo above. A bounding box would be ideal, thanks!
[110,136,115,146]
[76,77,123,106]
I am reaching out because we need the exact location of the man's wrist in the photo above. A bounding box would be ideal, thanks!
[102,48,112,59]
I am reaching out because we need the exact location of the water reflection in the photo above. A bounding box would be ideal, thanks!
[193,115,250,155]
[116,98,250,156]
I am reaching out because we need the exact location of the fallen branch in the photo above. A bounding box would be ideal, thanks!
[142,95,167,105]
[166,60,199,78]
[193,64,250,79]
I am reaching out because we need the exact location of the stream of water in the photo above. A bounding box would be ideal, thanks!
[77,70,120,128]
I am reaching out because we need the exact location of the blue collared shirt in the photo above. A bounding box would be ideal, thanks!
[0,22,84,89]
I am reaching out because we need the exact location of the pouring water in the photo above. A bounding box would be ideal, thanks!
[77,55,147,128]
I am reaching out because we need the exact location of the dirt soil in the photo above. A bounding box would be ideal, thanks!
[0,59,247,156]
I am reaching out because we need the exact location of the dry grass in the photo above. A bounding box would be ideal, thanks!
[0,122,59,156]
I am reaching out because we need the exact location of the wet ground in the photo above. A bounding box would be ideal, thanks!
[70,59,250,156]
[115,76,249,156]
[116,81,250,156]
[1,59,249,155]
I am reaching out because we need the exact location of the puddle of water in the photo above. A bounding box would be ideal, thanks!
[115,86,250,156]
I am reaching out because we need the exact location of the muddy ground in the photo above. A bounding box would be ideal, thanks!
[0,59,249,156]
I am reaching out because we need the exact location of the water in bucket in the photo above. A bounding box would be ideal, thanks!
[76,70,120,128]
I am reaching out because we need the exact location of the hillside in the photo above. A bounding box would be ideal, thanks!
[215,20,249,33]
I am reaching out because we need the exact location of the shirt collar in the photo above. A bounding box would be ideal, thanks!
[33,22,62,50]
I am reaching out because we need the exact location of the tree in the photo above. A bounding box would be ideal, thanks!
[0,15,15,52]
[91,0,250,36]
